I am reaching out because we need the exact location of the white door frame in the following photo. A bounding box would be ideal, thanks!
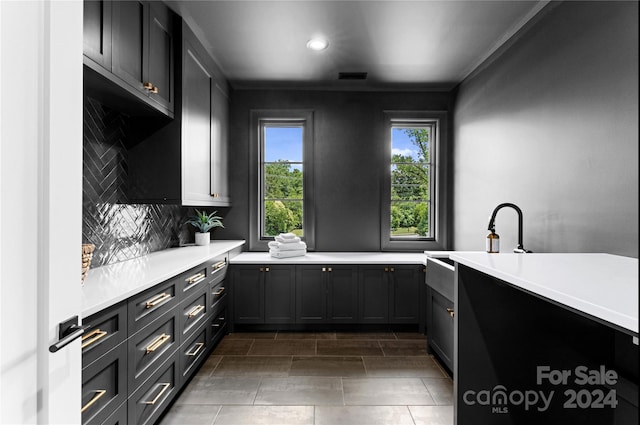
[1,1,83,424]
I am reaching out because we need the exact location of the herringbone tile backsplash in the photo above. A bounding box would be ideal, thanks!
[83,97,191,267]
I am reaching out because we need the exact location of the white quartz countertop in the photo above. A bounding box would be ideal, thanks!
[449,252,639,334]
[230,251,427,265]
[81,240,245,317]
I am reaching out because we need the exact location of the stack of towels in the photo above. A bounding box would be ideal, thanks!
[268,233,307,258]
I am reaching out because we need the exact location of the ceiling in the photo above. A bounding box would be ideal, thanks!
[167,0,549,90]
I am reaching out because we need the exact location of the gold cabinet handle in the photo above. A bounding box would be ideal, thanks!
[186,342,205,357]
[145,292,171,309]
[210,192,219,198]
[322,267,326,272]
[143,82,153,90]
[213,287,225,296]
[186,272,206,285]
[446,308,455,318]
[150,86,158,94]
[145,333,171,354]
[328,267,332,272]
[389,267,395,272]
[81,389,106,413]
[187,305,205,318]
[265,267,270,272]
[142,383,170,405]
[81,328,108,349]
[212,260,226,271]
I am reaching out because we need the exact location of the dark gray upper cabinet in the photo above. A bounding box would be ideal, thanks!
[83,0,174,117]
[128,20,230,206]
[83,0,111,69]
[296,265,358,323]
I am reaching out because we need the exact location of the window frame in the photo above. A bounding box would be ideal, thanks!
[249,110,315,251]
[381,111,449,251]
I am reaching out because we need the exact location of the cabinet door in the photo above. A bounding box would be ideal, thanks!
[210,83,230,205]
[146,1,174,112]
[296,266,326,322]
[358,266,388,323]
[83,0,112,69]
[389,266,421,323]
[181,35,215,205]
[327,266,358,323]
[264,266,296,323]
[111,0,146,92]
[232,266,264,324]
[428,288,454,370]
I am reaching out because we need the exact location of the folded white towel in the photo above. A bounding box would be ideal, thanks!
[269,248,307,258]
[275,235,301,244]
[269,241,307,251]
[279,232,298,239]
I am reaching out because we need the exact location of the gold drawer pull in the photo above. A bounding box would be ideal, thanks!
[143,82,153,90]
[212,260,226,271]
[81,328,108,349]
[186,342,205,357]
[145,292,171,309]
[446,308,455,318]
[186,272,206,284]
[213,287,225,296]
[145,333,171,354]
[142,383,170,405]
[81,389,106,413]
[187,305,205,318]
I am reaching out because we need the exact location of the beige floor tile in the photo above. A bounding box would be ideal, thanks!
[158,404,220,425]
[409,405,454,425]
[379,339,428,356]
[212,339,254,355]
[254,377,344,405]
[422,377,454,405]
[175,376,261,405]
[276,331,336,340]
[363,356,447,378]
[394,331,427,340]
[213,356,292,377]
[343,377,435,405]
[225,332,277,340]
[335,332,396,340]
[316,339,383,356]
[248,339,316,356]
[315,405,415,425]
[289,356,366,377]
[196,355,223,377]
[213,405,314,425]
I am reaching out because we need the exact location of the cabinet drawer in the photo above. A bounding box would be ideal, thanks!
[81,342,127,425]
[128,353,179,425]
[429,289,454,370]
[128,310,178,392]
[209,254,228,286]
[82,302,127,369]
[179,322,209,384]
[101,401,127,425]
[181,263,211,296]
[128,278,178,336]
[210,306,227,344]
[211,278,227,310]
[426,258,454,300]
[180,289,209,342]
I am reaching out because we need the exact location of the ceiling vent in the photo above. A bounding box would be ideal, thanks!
[338,72,368,80]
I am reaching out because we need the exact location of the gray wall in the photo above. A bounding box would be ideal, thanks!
[222,90,453,251]
[452,1,638,257]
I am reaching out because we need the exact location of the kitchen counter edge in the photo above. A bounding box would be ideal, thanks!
[81,240,245,318]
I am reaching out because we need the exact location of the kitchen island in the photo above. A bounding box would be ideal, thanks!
[450,253,638,424]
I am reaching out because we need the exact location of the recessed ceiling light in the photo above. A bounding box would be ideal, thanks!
[306,38,329,51]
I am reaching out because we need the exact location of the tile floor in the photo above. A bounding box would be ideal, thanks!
[159,331,453,425]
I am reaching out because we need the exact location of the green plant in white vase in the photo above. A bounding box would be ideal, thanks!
[185,209,224,246]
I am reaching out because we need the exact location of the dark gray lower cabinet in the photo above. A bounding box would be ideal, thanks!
[358,265,422,324]
[426,287,454,370]
[296,265,358,323]
[232,265,295,325]
[81,255,230,425]
[232,263,421,328]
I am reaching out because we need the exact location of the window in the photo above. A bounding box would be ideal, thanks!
[249,110,315,250]
[382,111,448,251]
